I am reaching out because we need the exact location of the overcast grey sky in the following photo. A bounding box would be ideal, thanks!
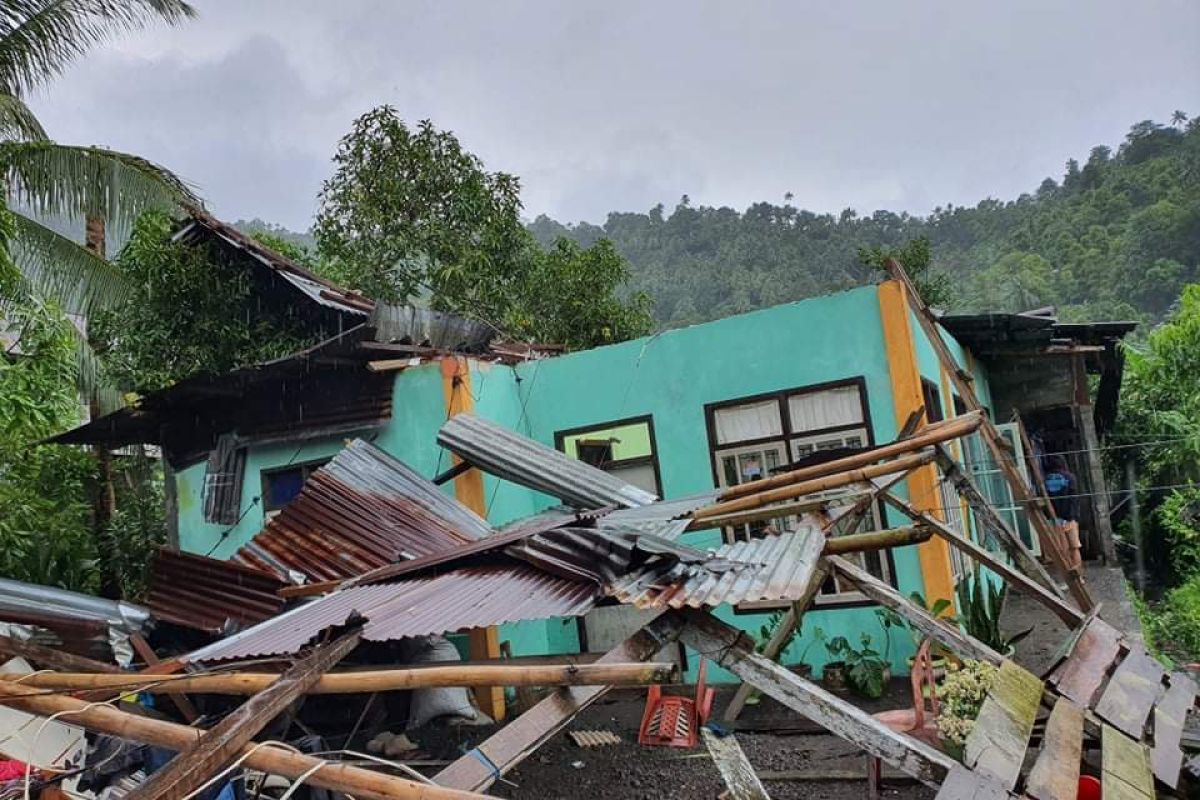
[28,1,1200,231]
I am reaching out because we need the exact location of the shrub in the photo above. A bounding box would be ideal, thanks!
[936,659,997,749]
[1140,573,1200,663]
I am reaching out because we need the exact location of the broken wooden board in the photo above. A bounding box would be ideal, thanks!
[932,763,1010,800]
[435,612,685,791]
[1050,616,1122,707]
[964,660,1043,790]
[1025,697,1084,800]
[677,608,957,787]
[1150,674,1197,788]
[1102,723,1155,800]
[1094,646,1165,737]
[701,727,770,800]
[826,555,1003,665]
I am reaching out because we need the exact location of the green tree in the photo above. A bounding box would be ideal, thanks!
[315,106,526,305]
[92,210,325,392]
[857,236,954,307]
[315,106,651,348]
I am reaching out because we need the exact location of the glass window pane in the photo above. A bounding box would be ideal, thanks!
[713,400,783,445]
[787,385,863,432]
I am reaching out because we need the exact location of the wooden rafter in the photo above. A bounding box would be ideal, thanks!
[127,630,362,800]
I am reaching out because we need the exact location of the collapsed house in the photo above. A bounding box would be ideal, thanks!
[3,221,1178,798]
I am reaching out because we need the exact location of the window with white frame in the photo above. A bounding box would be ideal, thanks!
[706,379,892,606]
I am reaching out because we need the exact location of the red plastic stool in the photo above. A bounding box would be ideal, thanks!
[638,659,715,748]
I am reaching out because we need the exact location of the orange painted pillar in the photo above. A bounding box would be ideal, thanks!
[878,281,957,611]
[441,357,506,721]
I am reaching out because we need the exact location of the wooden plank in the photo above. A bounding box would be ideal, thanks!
[0,632,122,673]
[883,489,1083,627]
[932,447,1063,598]
[677,608,958,787]
[1102,723,1155,800]
[1094,646,1166,737]
[964,660,1043,789]
[825,555,1003,665]
[701,728,771,800]
[129,633,198,722]
[1026,697,1084,800]
[1151,674,1196,788]
[127,631,361,800]
[1050,617,1123,707]
[933,764,1009,800]
[722,563,830,721]
[435,612,685,791]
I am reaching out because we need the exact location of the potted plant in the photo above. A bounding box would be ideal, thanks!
[935,658,997,760]
[839,633,890,700]
[816,628,850,693]
[755,611,813,678]
[955,567,1032,656]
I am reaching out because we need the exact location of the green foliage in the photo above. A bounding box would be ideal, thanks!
[857,236,954,307]
[0,297,98,592]
[1156,489,1200,578]
[1139,573,1200,664]
[826,632,888,699]
[315,106,527,304]
[314,107,651,350]
[533,115,1200,328]
[92,210,325,392]
[102,451,165,601]
[954,568,1031,653]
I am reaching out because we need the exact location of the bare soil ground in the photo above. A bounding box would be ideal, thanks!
[411,683,937,800]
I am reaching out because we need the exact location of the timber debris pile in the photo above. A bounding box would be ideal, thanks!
[0,262,1191,800]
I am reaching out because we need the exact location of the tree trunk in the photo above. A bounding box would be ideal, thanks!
[85,214,121,600]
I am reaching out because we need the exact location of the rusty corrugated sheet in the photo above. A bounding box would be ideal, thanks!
[438,414,658,509]
[234,439,493,582]
[182,565,597,663]
[147,549,285,634]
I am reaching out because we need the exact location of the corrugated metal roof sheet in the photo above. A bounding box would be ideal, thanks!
[606,528,825,610]
[176,210,373,317]
[370,304,496,353]
[0,578,149,634]
[147,549,285,634]
[234,439,493,582]
[438,414,659,509]
[183,565,597,663]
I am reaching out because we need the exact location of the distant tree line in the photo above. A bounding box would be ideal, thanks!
[529,115,1200,328]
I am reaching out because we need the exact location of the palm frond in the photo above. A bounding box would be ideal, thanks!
[2,140,198,228]
[0,0,195,96]
[67,315,122,413]
[9,210,126,316]
[0,91,46,140]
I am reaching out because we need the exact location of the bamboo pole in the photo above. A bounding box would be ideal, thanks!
[691,450,936,521]
[687,490,872,531]
[822,525,932,555]
[0,680,485,800]
[0,661,679,696]
[717,411,982,502]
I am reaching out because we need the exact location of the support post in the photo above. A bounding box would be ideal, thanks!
[129,633,198,722]
[1127,460,1144,595]
[676,608,957,787]
[435,612,685,792]
[441,356,505,721]
[127,631,362,800]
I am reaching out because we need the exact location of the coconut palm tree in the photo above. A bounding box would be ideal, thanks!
[0,0,199,399]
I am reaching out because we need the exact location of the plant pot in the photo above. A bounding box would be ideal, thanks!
[822,661,849,694]
[790,663,814,681]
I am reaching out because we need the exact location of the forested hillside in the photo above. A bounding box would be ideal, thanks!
[531,116,1200,328]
